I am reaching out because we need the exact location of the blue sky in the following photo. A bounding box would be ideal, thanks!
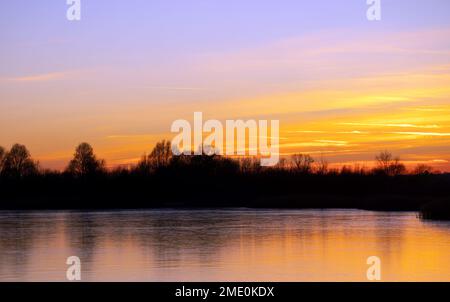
[2,0,450,77]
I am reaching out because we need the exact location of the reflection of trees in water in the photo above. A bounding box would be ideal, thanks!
[0,210,310,279]
[61,211,315,268]
[81,211,244,266]
[0,210,418,281]
[372,213,406,264]
[0,213,62,279]
[63,212,108,276]
[115,211,322,266]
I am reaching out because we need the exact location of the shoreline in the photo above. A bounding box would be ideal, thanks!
[1,195,448,220]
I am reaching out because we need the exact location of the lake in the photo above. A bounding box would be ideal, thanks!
[0,209,449,281]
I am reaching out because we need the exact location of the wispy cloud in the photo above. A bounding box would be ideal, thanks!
[390,132,450,137]
[339,122,440,129]
[106,134,156,140]
[7,72,67,82]
[337,130,368,134]
[282,140,353,148]
[286,130,327,134]
[432,159,449,163]
[146,86,205,91]
[409,107,448,112]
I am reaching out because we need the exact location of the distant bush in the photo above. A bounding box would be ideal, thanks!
[420,199,450,220]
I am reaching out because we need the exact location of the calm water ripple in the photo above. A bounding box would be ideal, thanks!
[0,209,449,281]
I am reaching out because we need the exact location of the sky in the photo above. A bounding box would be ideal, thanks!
[1,0,450,171]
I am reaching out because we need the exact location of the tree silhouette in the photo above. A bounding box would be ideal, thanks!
[375,151,393,171]
[137,140,172,172]
[239,157,261,173]
[375,151,406,176]
[66,143,105,176]
[2,144,38,178]
[414,164,433,175]
[149,140,172,168]
[0,138,449,216]
[315,155,329,175]
[135,153,151,173]
[291,153,314,173]
[0,146,5,174]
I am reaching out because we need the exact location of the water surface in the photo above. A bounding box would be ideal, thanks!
[0,209,449,281]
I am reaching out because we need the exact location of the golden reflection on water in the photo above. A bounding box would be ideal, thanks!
[0,209,449,281]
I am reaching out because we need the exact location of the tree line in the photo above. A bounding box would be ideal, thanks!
[1,141,449,214]
[0,140,439,179]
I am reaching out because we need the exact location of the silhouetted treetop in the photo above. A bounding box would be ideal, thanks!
[375,151,406,176]
[1,144,38,178]
[291,153,314,173]
[414,164,434,175]
[149,140,172,168]
[66,143,105,176]
[0,146,6,174]
[0,139,442,180]
[315,155,329,175]
[136,140,172,172]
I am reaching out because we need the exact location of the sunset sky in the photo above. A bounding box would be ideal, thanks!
[1,0,450,171]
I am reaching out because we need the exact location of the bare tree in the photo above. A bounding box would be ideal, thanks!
[239,157,262,173]
[414,164,433,175]
[375,151,405,176]
[352,163,368,175]
[340,165,353,175]
[375,150,393,172]
[149,140,172,168]
[66,143,105,176]
[137,140,173,172]
[136,153,151,173]
[276,158,288,170]
[315,154,329,175]
[291,153,314,173]
[0,146,5,174]
[2,144,38,177]
[390,157,406,176]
